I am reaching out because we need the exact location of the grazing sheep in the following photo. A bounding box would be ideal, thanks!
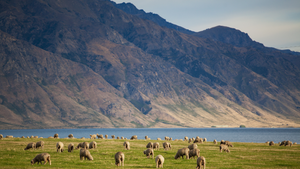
[146,142,153,149]
[265,141,270,144]
[188,138,193,143]
[213,139,217,144]
[80,149,93,160]
[157,138,161,140]
[0,134,3,139]
[56,142,64,153]
[121,136,124,139]
[130,135,137,140]
[163,142,171,150]
[30,135,34,138]
[144,148,154,159]
[203,138,207,142]
[145,136,148,140]
[123,141,130,150]
[294,142,297,145]
[105,134,108,139]
[269,141,275,146]
[90,134,96,139]
[116,136,120,139]
[225,141,233,147]
[220,144,230,153]
[196,136,200,139]
[280,141,287,146]
[111,135,115,139]
[220,140,225,145]
[155,155,164,168]
[21,136,25,138]
[68,134,74,139]
[24,142,36,150]
[285,140,293,147]
[97,134,103,139]
[164,136,169,140]
[196,156,206,169]
[189,148,200,159]
[174,139,178,141]
[31,153,51,165]
[34,136,38,138]
[194,138,203,143]
[175,148,190,159]
[48,136,53,139]
[76,142,89,149]
[188,143,198,150]
[169,137,173,141]
[153,142,160,150]
[36,141,44,149]
[184,136,188,141]
[89,141,97,149]
[5,135,13,138]
[115,151,125,166]
[54,133,59,138]
[68,143,74,152]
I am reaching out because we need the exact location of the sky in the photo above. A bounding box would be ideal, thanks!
[113,0,300,52]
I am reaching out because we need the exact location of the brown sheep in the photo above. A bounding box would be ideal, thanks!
[144,148,154,159]
[220,144,230,153]
[123,141,130,150]
[36,141,44,149]
[130,135,137,140]
[163,142,171,150]
[269,141,275,146]
[68,134,74,139]
[115,151,125,166]
[68,143,74,152]
[213,139,217,144]
[54,133,59,138]
[196,156,206,169]
[76,142,89,149]
[146,142,153,149]
[155,155,164,168]
[89,141,97,149]
[56,142,64,153]
[80,149,93,160]
[24,142,36,150]
[189,148,200,159]
[153,142,160,150]
[31,153,51,165]
[90,134,96,139]
[188,143,198,150]
[285,140,293,147]
[175,148,190,159]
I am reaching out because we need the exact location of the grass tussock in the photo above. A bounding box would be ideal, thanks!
[0,138,299,168]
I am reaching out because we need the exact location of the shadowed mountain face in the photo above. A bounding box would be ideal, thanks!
[0,0,300,129]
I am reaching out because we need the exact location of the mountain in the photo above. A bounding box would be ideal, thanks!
[0,0,300,129]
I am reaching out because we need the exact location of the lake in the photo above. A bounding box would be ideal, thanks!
[0,128,299,143]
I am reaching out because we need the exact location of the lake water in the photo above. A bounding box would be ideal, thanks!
[0,128,299,143]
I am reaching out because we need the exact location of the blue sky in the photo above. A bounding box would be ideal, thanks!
[113,0,300,52]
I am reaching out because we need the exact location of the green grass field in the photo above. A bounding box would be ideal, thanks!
[0,137,299,168]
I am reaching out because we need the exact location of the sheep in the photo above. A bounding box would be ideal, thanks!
[36,141,44,149]
[213,139,217,144]
[188,143,198,150]
[220,140,225,145]
[196,156,206,169]
[269,141,275,146]
[163,142,171,150]
[294,142,297,145]
[21,136,25,138]
[76,142,89,149]
[123,141,130,150]
[80,149,93,160]
[153,142,160,150]
[196,136,200,139]
[5,135,13,138]
[157,138,161,141]
[115,151,125,166]
[130,135,137,140]
[97,134,103,139]
[164,136,169,140]
[24,142,36,150]
[48,136,53,139]
[175,147,190,159]
[146,142,153,149]
[0,134,3,139]
[56,142,64,152]
[112,135,115,139]
[188,138,193,143]
[194,138,203,143]
[121,136,124,139]
[203,138,207,142]
[285,140,293,147]
[31,153,51,165]
[34,136,38,138]
[68,134,74,139]
[155,155,164,168]
[184,136,188,141]
[224,141,233,147]
[90,134,96,139]
[220,144,230,153]
[54,133,59,138]
[189,148,200,159]
[280,141,287,146]
[117,136,120,139]
[144,148,154,159]
[30,135,34,138]
[105,134,108,139]
[68,143,74,152]
[169,137,173,141]
[89,141,97,149]
[145,136,148,140]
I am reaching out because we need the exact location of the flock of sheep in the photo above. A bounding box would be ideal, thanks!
[0,133,296,168]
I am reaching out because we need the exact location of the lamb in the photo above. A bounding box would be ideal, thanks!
[189,148,200,159]
[31,153,51,165]
[146,142,153,148]
[153,142,160,150]
[76,142,89,149]
[130,135,137,140]
[80,149,93,160]
[89,141,97,149]
[163,142,171,150]
[188,143,198,150]
[175,148,190,159]
[155,155,164,168]
[269,141,275,146]
[68,143,74,152]
[213,139,217,144]
[220,144,230,153]
[123,141,130,150]
[68,134,74,138]
[54,133,59,138]
[24,142,36,150]
[56,142,64,152]
[97,134,103,139]
[285,140,293,147]
[144,148,154,159]
[115,151,125,166]
[196,156,206,169]
[36,141,44,149]
[90,134,96,139]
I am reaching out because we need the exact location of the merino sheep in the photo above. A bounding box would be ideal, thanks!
[175,148,190,159]
[130,135,137,140]
[163,142,171,150]
[36,141,44,149]
[144,148,154,159]
[196,156,206,169]
[54,133,59,138]
[213,139,217,144]
[24,142,36,150]
[76,142,89,149]
[155,155,164,168]
[31,153,51,165]
[189,148,200,159]
[80,149,93,160]
[285,140,293,147]
[188,143,198,150]
[111,135,115,139]
[153,142,160,150]
[89,141,97,149]
[146,142,153,149]
[105,134,108,139]
[220,144,230,153]
[269,141,275,146]
[68,134,74,139]
[56,142,64,153]
[123,141,130,150]
[90,134,96,139]
[68,143,74,152]
[184,136,188,141]
[115,151,125,166]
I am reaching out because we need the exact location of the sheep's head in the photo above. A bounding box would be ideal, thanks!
[31,160,34,165]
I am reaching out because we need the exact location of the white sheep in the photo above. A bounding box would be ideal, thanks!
[155,155,164,168]
[115,151,125,166]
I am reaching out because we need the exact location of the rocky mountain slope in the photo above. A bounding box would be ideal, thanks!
[0,0,299,129]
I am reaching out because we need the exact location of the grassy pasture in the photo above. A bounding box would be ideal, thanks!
[0,137,299,168]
